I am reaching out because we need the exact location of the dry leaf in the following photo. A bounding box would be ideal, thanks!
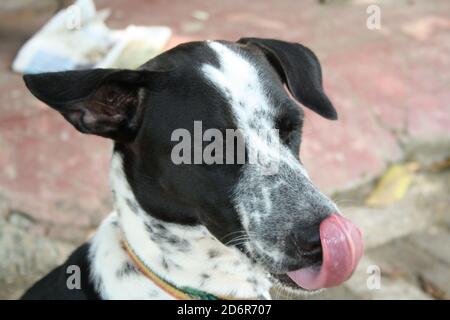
[366,163,418,207]
[430,157,450,172]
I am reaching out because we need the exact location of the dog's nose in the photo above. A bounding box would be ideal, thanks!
[293,222,321,252]
[289,220,323,265]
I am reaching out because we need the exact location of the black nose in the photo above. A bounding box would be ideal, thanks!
[295,222,321,250]
[288,221,323,266]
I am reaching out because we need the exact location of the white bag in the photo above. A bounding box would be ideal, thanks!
[13,0,171,74]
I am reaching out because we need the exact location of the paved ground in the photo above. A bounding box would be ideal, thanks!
[0,0,449,299]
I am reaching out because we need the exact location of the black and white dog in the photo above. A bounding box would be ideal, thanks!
[21,38,363,300]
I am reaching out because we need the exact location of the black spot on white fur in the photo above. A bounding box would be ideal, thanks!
[116,261,139,278]
[144,222,153,233]
[126,198,139,214]
[208,249,220,258]
[153,223,167,231]
[161,257,169,270]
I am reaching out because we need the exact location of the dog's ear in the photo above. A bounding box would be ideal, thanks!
[238,38,337,120]
[23,68,154,142]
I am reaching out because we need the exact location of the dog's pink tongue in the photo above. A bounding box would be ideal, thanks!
[287,214,364,290]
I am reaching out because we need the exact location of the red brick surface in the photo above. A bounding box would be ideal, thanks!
[0,0,449,233]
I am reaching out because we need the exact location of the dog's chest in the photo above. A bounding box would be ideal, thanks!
[88,213,271,300]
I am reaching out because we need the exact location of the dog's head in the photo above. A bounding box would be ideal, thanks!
[24,38,363,292]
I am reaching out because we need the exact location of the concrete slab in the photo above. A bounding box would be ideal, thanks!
[0,217,75,299]
[409,230,450,268]
[370,234,450,299]
[344,169,450,249]
[341,255,432,300]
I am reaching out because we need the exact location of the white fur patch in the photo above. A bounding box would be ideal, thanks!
[89,213,173,299]
[202,41,309,177]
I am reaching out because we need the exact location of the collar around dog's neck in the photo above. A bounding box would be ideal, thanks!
[121,235,233,300]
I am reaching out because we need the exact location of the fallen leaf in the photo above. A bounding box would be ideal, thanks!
[430,157,450,172]
[366,163,418,207]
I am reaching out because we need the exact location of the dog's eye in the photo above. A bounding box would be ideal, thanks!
[276,117,298,144]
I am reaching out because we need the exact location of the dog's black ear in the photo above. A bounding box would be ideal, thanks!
[23,68,153,142]
[238,38,337,120]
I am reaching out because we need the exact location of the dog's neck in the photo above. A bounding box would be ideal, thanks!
[97,152,271,299]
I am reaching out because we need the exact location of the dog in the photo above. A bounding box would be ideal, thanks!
[21,38,363,300]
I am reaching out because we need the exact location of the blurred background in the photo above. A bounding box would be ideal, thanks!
[0,0,449,299]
